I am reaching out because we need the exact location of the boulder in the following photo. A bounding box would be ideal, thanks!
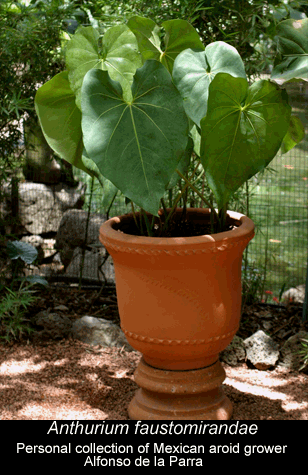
[0,180,12,225]
[64,248,115,282]
[55,209,115,282]
[71,316,133,351]
[279,331,308,371]
[243,330,280,370]
[41,238,57,260]
[281,285,305,304]
[33,311,72,340]
[56,209,106,251]
[220,336,246,366]
[17,181,86,234]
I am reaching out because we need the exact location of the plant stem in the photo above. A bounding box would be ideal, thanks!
[160,162,205,235]
[131,201,140,232]
[160,197,168,217]
[218,204,228,232]
[176,168,219,225]
[168,189,173,207]
[79,175,94,290]
[106,190,117,220]
[141,209,153,237]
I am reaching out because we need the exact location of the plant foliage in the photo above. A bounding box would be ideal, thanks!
[1,239,47,342]
[272,17,308,82]
[34,10,304,234]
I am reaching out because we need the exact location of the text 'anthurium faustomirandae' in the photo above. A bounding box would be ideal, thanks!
[81,60,189,216]
[200,73,291,210]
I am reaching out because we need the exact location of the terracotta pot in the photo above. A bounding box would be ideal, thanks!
[99,208,254,419]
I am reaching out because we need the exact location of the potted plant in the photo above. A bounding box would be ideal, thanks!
[34,16,302,420]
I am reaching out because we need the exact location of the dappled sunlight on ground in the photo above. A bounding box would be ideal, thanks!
[224,363,308,420]
[0,340,307,420]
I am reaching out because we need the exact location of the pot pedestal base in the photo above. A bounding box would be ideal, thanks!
[128,358,232,420]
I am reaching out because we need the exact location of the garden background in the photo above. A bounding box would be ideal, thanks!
[1,0,308,322]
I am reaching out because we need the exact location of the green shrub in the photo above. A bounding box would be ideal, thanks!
[0,240,47,342]
[0,0,79,167]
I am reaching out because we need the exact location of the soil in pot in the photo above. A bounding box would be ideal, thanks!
[118,208,235,237]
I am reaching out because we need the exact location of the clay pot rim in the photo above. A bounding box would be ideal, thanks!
[100,208,255,250]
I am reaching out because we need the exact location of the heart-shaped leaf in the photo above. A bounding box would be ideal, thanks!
[127,17,161,62]
[173,42,246,127]
[34,71,87,174]
[6,241,38,264]
[66,25,142,108]
[81,60,189,216]
[127,16,204,74]
[200,73,291,210]
[280,115,305,154]
[161,19,205,73]
[165,136,194,190]
[271,18,308,82]
[24,275,48,286]
[35,71,111,184]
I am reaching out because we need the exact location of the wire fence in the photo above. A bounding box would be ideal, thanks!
[245,80,308,305]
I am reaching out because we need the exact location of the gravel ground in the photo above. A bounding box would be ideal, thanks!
[0,285,307,420]
[0,339,307,420]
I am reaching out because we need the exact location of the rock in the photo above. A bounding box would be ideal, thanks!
[55,210,115,282]
[65,248,115,282]
[220,336,246,366]
[54,305,69,312]
[0,180,12,226]
[279,331,308,371]
[33,311,72,340]
[71,316,133,351]
[244,330,280,370]
[17,181,86,234]
[281,284,305,304]
[41,238,57,260]
[56,209,106,251]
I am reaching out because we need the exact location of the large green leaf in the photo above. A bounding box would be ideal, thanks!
[200,73,291,210]
[35,71,111,183]
[165,136,194,190]
[81,60,189,216]
[127,17,161,62]
[66,25,142,108]
[280,115,305,154]
[34,71,87,174]
[127,16,204,74]
[271,18,308,82]
[173,42,246,127]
